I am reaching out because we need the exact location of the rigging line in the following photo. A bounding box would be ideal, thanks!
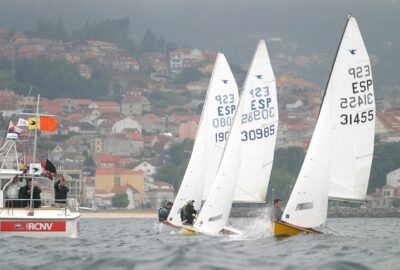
[235,184,265,202]
[19,85,34,115]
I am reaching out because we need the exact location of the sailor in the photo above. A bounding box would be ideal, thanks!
[54,175,69,205]
[272,198,283,222]
[5,176,26,208]
[18,178,42,208]
[180,200,197,225]
[158,201,173,222]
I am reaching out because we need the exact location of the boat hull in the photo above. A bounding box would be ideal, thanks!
[273,221,322,237]
[0,208,80,238]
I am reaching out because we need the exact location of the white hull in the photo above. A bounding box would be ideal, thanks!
[0,208,80,238]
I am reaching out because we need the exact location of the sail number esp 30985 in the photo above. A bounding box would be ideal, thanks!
[241,86,276,141]
[340,65,374,125]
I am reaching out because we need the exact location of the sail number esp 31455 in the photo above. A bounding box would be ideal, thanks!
[339,65,374,125]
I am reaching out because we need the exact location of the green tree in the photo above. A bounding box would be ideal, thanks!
[154,139,194,190]
[175,68,205,85]
[112,193,129,208]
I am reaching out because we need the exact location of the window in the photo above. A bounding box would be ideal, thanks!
[114,175,121,186]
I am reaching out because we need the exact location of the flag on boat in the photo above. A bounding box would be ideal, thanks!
[17,118,29,127]
[7,120,22,134]
[42,159,57,179]
[28,116,58,132]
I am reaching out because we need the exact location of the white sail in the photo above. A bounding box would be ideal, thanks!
[194,86,243,235]
[282,15,374,228]
[233,39,279,202]
[168,53,239,226]
[328,16,375,202]
[281,95,332,228]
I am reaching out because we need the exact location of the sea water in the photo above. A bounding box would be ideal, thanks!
[1,214,399,270]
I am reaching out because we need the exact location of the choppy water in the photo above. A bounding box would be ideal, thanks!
[1,210,399,270]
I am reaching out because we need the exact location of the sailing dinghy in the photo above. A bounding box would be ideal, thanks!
[160,53,239,232]
[274,15,375,237]
[190,39,279,236]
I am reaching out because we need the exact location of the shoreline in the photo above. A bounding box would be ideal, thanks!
[80,210,157,219]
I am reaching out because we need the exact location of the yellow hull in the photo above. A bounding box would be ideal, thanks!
[274,221,322,237]
[181,228,200,236]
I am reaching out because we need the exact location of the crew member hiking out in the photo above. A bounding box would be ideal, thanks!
[180,200,197,225]
[158,201,173,222]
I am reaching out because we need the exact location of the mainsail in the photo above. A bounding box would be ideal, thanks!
[233,39,279,203]
[194,39,278,235]
[327,16,375,202]
[167,53,239,226]
[281,15,375,228]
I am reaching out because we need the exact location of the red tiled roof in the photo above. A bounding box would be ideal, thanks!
[125,131,143,141]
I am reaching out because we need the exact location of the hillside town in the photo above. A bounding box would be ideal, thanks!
[1,30,400,211]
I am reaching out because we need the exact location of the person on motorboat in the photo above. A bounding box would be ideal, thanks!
[272,198,283,222]
[158,201,173,222]
[54,175,69,205]
[180,200,197,225]
[5,176,26,208]
[18,178,42,208]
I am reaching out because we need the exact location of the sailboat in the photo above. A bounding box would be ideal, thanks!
[161,53,239,231]
[274,15,375,236]
[0,95,80,238]
[191,39,279,236]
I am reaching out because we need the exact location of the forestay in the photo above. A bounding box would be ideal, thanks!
[327,16,375,202]
[233,39,279,203]
[168,53,239,226]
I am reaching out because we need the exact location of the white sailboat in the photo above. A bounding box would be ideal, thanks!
[0,95,80,238]
[192,39,278,236]
[233,39,279,203]
[163,53,239,229]
[274,15,375,236]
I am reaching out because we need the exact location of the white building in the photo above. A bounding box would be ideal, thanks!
[111,117,142,134]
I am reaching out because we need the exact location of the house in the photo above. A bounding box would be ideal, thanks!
[121,95,151,116]
[169,48,202,70]
[126,131,144,155]
[134,161,157,190]
[387,168,400,187]
[369,185,400,208]
[133,113,166,134]
[95,169,145,203]
[111,117,142,134]
[179,120,198,140]
[104,134,136,157]
[146,181,174,208]
[88,101,120,113]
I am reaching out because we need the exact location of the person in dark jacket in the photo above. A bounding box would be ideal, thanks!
[54,176,69,204]
[158,201,173,222]
[18,179,41,208]
[180,200,197,225]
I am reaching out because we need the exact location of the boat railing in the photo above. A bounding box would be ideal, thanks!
[3,197,80,216]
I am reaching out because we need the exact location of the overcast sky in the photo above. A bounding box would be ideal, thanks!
[0,0,398,62]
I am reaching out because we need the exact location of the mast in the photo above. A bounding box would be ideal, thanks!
[29,94,40,212]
